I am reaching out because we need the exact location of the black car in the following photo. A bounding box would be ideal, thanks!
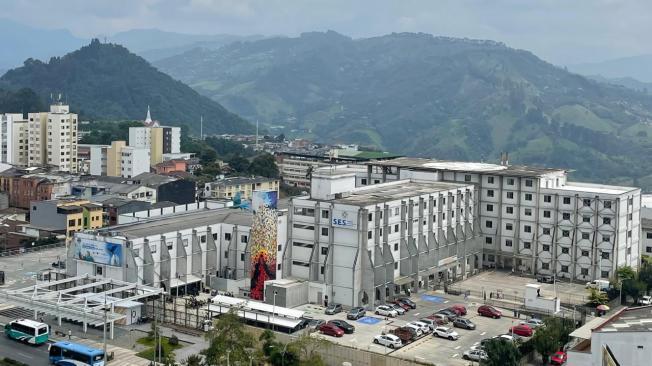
[397,297,417,309]
[325,303,343,315]
[453,317,476,330]
[437,309,458,321]
[347,307,366,320]
[328,319,355,334]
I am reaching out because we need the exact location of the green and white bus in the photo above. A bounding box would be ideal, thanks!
[4,319,49,344]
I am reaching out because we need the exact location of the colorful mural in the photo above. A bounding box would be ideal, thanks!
[249,205,278,300]
[252,190,278,212]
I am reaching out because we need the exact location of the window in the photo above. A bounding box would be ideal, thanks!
[394,207,400,215]
[603,235,610,242]
[506,206,514,214]
[543,244,550,252]
[485,237,493,245]
[68,219,75,227]
[321,247,328,255]
[485,220,493,228]
[542,263,550,270]
[368,213,373,221]
[487,190,494,198]
[525,193,533,201]
[603,217,611,225]
[505,239,513,247]
[394,243,399,251]
[394,262,398,270]
[225,233,232,241]
[582,232,590,240]
[507,192,514,199]
[647,247,652,253]
[583,199,591,207]
[321,210,329,219]
[525,208,532,216]
[506,223,513,231]
[581,268,589,276]
[200,235,207,243]
[320,266,325,275]
[241,253,245,261]
[278,245,282,252]
[464,174,471,182]
[486,204,494,212]
[361,178,367,185]
[628,230,632,238]
[278,264,282,271]
[647,232,652,239]
[562,230,570,237]
[628,213,633,221]
[293,224,315,230]
[562,212,571,220]
[525,179,533,187]
[563,197,571,205]
[582,216,590,223]
[321,227,329,236]
[524,242,531,249]
[96,266,103,276]
[601,252,610,260]
[292,261,310,267]
[507,178,515,185]
[368,231,372,239]
[241,235,248,243]
[294,207,315,216]
[487,176,494,184]
[562,247,569,254]
[543,228,551,235]
[544,195,552,203]
[627,247,632,255]
[394,224,399,232]
[582,250,589,257]
[543,210,551,218]
[601,271,610,278]
[561,265,569,273]
[604,201,612,209]
[524,225,532,233]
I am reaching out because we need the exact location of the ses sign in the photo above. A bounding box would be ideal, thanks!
[332,210,355,228]
[332,218,353,227]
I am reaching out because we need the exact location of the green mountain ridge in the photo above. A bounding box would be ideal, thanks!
[155,31,652,189]
[0,39,254,135]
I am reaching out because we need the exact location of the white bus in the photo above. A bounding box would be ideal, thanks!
[4,318,49,344]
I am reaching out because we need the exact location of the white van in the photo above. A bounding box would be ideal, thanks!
[585,279,610,291]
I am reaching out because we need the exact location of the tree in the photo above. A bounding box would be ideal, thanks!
[201,309,255,365]
[481,339,520,366]
[183,355,203,366]
[617,266,636,281]
[228,156,250,173]
[531,318,575,363]
[622,278,647,303]
[588,288,608,305]
[248,153,279,178]
[288,334,328,366]
[639,264,652,294]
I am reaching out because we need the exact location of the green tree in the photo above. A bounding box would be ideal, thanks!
[616,266,636,281]
[622,278,647,303]
[638,264,652,294]
[588,288,608,305]
[531,318,575,363]
[481,339,520,366]
[201,309,255,365]
[183,355,203,366]
[228,156,250,173]
[288,334,328,366]
[248,153,279,178]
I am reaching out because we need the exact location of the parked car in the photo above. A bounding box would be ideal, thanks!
[318,322,344,337]
[481,334,514,347]
[639,295,652,305]
[325,303,343,315]
[306,318,325,330]
[520,318,544,328]
[375,305,398,317]
[418,318,437,331]
[392,300,411,311]
[463,349,488,362]
[550,351,568,365]
[478,305,502,319]
[585,279,610,291]
[403,322,424,337]
[452,317,476,330]
[449,304,467,315]
[537,274,555,283]
[426,313,449,325]
[373,334,402,349]
[387,303,407,315]
[433,326,460,340]
[437,308,459,321]
[396,297,417,309]
[408,321,430,334]
[447,306,464,316]
[509,324,534,337]
[390,326,417,343]
[328,320,355,334]
[347,307,366,320]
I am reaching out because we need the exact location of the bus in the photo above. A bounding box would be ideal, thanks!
[4,319,49,344]
[48,341,105,366]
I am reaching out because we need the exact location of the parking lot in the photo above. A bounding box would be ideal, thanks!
[298,292,523,365]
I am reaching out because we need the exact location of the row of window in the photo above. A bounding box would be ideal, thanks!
[485,220,617,236]
[485,191,615,209]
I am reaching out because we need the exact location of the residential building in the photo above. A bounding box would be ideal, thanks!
[0,113,27,166]
[285,164,481,307]
[365,157,641,281]
[90,196,152,226]
[30,198,103,240]
[125,173,195,204]
[97,141,150,178]
[154,159,187,175]
[204,176,280,201]
[129,107,181,166]
[78,144,110,176]
[72,180,157,203]
[0,168,80,209]
[68,207,287,296]
[567,306,652,366]
[641,195,652,258]
[25,103,79,173]
[120,146,150,178]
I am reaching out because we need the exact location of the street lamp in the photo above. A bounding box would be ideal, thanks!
[272,290,278,331]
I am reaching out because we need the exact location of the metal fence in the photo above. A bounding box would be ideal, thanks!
[0,241,66,257]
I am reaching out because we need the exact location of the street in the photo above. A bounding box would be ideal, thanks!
[0,328,50,365]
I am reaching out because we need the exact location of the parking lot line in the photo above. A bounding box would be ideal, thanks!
[413,313,420,316]
[480,331,486,335]
[452,354,459,358]
[454,345,461,350]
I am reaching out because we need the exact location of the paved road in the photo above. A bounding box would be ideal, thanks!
[0,328,50,365]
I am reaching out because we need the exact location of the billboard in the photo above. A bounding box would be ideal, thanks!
[252,190,278,212]
[74,237,123,267]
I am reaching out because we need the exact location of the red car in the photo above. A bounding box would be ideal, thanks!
[318,322,344,337]
[393,300,411,311]
[449,304,467,315]
[478,305,502,319]
[550,351,567,365]
[509,324,533,337]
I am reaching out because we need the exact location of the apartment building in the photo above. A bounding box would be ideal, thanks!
[204,176,280,201]
[285,165,481,307]
[640,195,652,257]
[88,141,150,178]
[128,109,180,167]
[365,157,641,282]
[0,113,27,166]
[30,198,103,240]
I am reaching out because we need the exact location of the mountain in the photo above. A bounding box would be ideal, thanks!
[569,54,652,83]
[155,31,652,189]
[588,75,652,95]
[110,29,265,62]
[0,39,253,135]
[0,88,44,114]
[0,18,86,71]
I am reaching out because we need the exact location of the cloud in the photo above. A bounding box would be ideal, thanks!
[3,0,652,64]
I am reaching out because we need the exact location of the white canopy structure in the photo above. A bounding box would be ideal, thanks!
[0,274,162,339]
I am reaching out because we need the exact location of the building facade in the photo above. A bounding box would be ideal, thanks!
[30,198,103,240]
[285,165,481,307]
[129,123,180,167]
[204,176,280,201]
[366,158,641,282]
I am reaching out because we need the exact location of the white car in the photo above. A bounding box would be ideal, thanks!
[418,318,437,331]
[373,334,402,349]
[406,321,430,335]
[375,305,399,317]
[463,349,488,362]
[387,303,406,315]
[639,295,652,305]
[433,326,460,340]
[520,318,544,328]
[404,322,424,336]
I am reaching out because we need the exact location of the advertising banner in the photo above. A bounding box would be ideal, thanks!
[74,237,123,267]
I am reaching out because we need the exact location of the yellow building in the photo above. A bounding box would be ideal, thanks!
[30,198,104,241]
[106,140,127,177]
[204,176,280,201]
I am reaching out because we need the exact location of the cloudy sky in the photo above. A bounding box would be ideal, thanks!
[3,0,651,65]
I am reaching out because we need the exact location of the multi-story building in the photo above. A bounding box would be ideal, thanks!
[0,113,28,166]
[129,108,180,167]
[89,141,149,178]
[30,198,103,241]
[284,165,481,307]
[119,146,150,178]
[0,168,80,209]
[640,195,652,258]
[204,176,280,201]
[365,157,641,281]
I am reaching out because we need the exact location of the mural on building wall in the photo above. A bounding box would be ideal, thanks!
[249,203,278,300]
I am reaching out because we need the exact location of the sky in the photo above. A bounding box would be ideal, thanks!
[3,0,652,65]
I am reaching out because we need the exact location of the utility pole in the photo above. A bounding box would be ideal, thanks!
[200,115,203,140]
[255,120,259,151]
[103,292,107,363]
